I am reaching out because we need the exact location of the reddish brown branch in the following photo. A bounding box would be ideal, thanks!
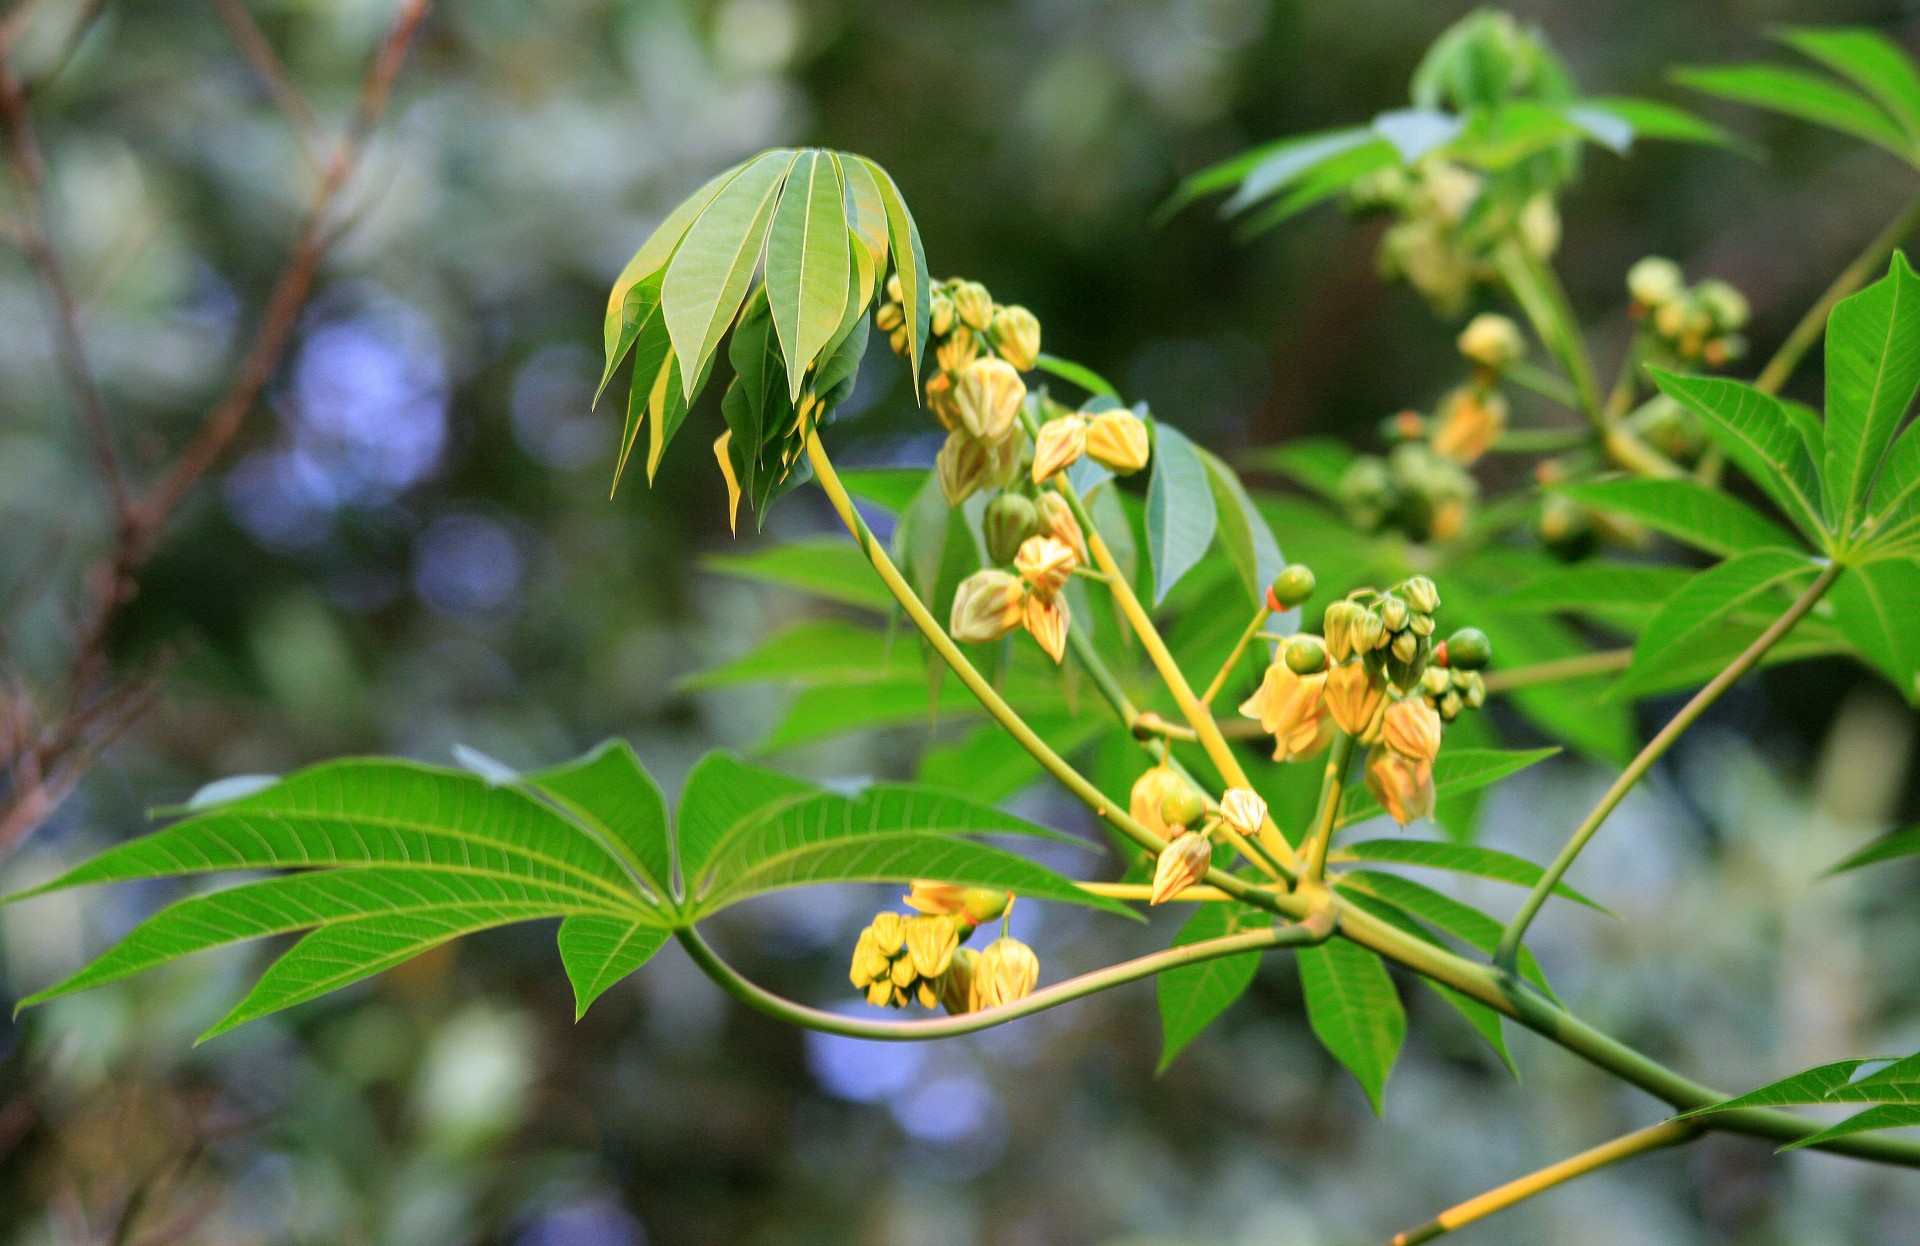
[209,0,334,173]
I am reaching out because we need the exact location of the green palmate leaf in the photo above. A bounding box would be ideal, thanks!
[1340,889,1515,1073]
[1826,824,1920,875]
[1620,617,1856,697]
[522,740,674,906]
[1679,1058,1902,1116]
[766,151,852,402]
[598,273,658,408]
[839,467,927,513]
[759,678,992,754]
[1775,28,1920,144]
[1297,938,1405,1114]
[720,297,802,526]
[610,271,671,493]
[1146,422,1219,605]
[557,916,670,1020]
[1156,901,1273,1072]
[1221,127,1380,214]
[607,162,746,326]
[1500,563,1695,617]
[679,621,895,692]
[661,149,796,403]
[1199,448,1285,611]
[646,346,717,485]
[1830,558,1920,700]
[858,156,929,391]
[1244,437,1356,503]
[1825,253,1920,535]
[1618,547,1817,696]
[1782,1103,1920,1151]
[1337,748,1559,828]
[1673,63,1914,159]
[1472,610,1634,763]
[835,154,891,276]
[1034,353,1119,399]
[1559,478,1799,558]
[1865,418,1920,550]
[1234,142,1403,238]
[1338,871,1553,999]
[1331,839,1611,913]
[704,539,895,612]
[917,714,1108,806]
[1648,370,1829,545]
[673,753,813,883]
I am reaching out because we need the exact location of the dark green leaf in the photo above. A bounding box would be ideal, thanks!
[703,539,894,612]
[1337,871,1553,998]
[1199,448,1285,610]
[1775,27,1920,143]
[558,917,670,1019]
[1781,1104,1920,1151]
[1679,1059,1884,1117]
[1336,889,1513,1074]
[522,741,675,904]
[1156,902,1273,1071]
[1648,370,1829,544]
[1825,253,1920,533]
[1619,547,1817,696]
[680,621,895,692]
[1146,423,1219,605]
[1830,558,1920,700]
[1673,64,1912,158]
[1331,838,1611,913]
[1297,938,1405,1114]
[674,753,813,883]
[1499,563,1695,617]
[1559,478,1799,558]
[1826,825,1920,875]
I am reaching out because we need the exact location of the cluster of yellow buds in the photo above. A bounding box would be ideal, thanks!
[1355,159,1559,318]
[849,882,1028,1012]
[1339,440,1478,543]
[949,526,1079,663]
[1130,766,1270,904]
[1627,257,1749,368]
[1365,696,1443,826]
[1324,575,1443,694]
[984,489,1087,566]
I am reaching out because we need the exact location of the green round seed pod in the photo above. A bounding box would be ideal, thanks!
[983,492,1040,565]
[1159,786,1206,830]
[1284,635,1329,675]
[1443,627,1493,670]
[1267,564,1317,611]
[962,888,1011,924]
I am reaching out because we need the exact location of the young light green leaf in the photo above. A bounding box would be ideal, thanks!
[766,151,852,402]
[835,153,891,276]
[1829,557,1920,700]
[1330,839,1612,913]
[557,916,670,1020]
[1577,96,1743,150]
[1558,478,1798,558]
[1825,825,1920,875]
[679,621,895,692]
[1618,548,1817,696]
[858,157,929,391]
[1156,901,1273,1072]
[1775,27,1920,144]
[609,272,671,495]
[1648,370,1828,545]
[1672,64,1912,159]
[606,160,747,328]
[1146,422,1219,605]
[1034,353,1119,399]
[1338,748,1560,828]
[522,740,675,906]
[704,539,895,612]
[661,149,795,402]
[1297,938,1405,1115]
[1199,447,1285,610]
[1780,1103,1920,1151]
[1223,127,1378,214]
[1677,1058,1887,1117]
[1824,253,1920,534]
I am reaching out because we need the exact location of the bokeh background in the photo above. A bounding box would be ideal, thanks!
[3,0,1920,1242]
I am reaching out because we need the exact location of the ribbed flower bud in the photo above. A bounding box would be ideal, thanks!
[1086,410,1151,474]
[936,425,1021,505]
[952,281,994,331]
[1365,745,1435,826]
[1325,661,1388,742]
[937,327,981,374]
[1391,630,1420,664]
[1382,696,1443,764]
[1350,608,1387,653]
[1219,788,1268,838]
[1151,831,1213,905]
[870,911,908,956]
[1031,415,1087,483]
[949,570,1026,644]
[1627,256,1684,308]
[930,291,956,336]
[989,304,1042,371]
[954,357,1026,441]
[875,302,905,333]
[1035,491,1088,563]
[906,914,960,978]
[1400,576,1441,615]
[939,948,978,1014]
[1130,765,1185,839]
[1456,313,1524,371]
[1015,535,1076,599]
[1322,601,1360,663]
[984,492,1040,565]
[969,937,1039,1010]
[1022,591,1070,663]
[1378,595,1410,633]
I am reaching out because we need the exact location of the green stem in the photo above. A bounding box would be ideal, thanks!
[1494,561,1843,968]
[1498,243,1604,430]
[1302,731,1357,883]
[1480,648,1632,693]
[676,914,1333,1041]
[1201,605,1271,707]
[1503,361,1582,412]
[1384,1120,1700,1245]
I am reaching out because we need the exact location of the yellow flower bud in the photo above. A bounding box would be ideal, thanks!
[950,569,1026,644]
[1429,386,1507,464]
[1627,256,1683,308]
[1031,415,1088,483]
[866,979,896,1007]
[1391,630,1420,664]
[1239,658,1331,763]
[1456,313,1523,371]
[952,280,994,331]
[1035,491,1088,563]
[889,325,910,357]
[885,273,903,304]
[875,301,905,333]
[1382,696,1443,764]
[1014,535,1076,598]
[1321,601,1359,663]
[954,357,1026,441]
[939,948,978,1014]
[849,928,881,988]
[969,937,1039,1010]
[1130,765,1185,839]
[890,953,916,988]
[989,304,1042,371]
[936,426,1022,505]
[904,881,969,917]
[1401,576,1441,614]
[926,371,959,431]
[1085,410,1151,474]
[1219,788,1268,838]
[937,326,981,373]
[1151,831,1213,905]
[1365,745,1435,826]
[1325,661,1388,743]
[930,291,956,336]
[906,914,959,978]
[1022,590,1070,663]
[870,911,908,956]
[1519,195,1559,260]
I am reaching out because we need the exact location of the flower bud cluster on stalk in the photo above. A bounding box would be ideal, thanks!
[1352,158,1560,317]
[849,882,1028,1012]
[1132,766,1269,905]
[1620,257,1751,466]
[1240,569,1493,826]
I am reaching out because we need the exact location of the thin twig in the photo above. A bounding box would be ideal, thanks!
[209,0,335,173]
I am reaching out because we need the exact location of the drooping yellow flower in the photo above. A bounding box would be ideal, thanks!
[969,937,1040,1010]
[1022,590,1070,663]
[1219,788,1268,838]
[1085,409,1151,474]
[953,357,1027,441]
[1430,385,1507,464]
[939,948,979,1014]
[1325,661,1388,743]
[937,425,1020,505]
[1365,745,1435,826]
[1014,535,1076,598]
[1381,696,1443,764]
[949,570,1026,644]
[1031,415,1087,483]
[1240,645,1332,763]
[1035,491,1088,563]
[1151,831,1213,905]
[936,326,981,373]
[1130,766,1186,839]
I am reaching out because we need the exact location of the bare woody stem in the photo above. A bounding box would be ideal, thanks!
[1494,560,1843,967]
[1384,1120,1700,1245]
[675,912,1335,1041]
